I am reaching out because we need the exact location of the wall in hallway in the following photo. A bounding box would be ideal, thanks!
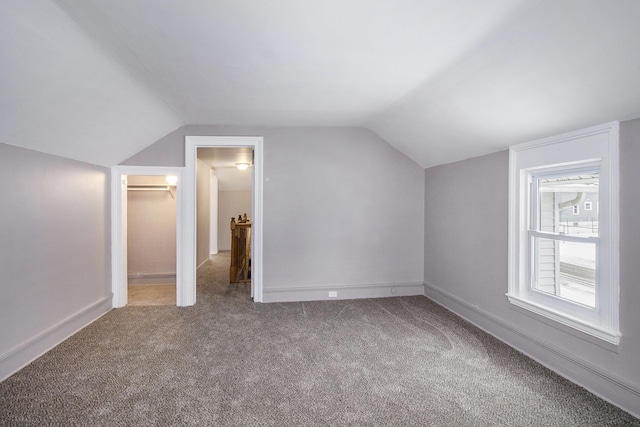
[196,158,211,267]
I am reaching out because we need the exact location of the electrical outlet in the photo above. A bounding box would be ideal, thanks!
[328,291,337,298]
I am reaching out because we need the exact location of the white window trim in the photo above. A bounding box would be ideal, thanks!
[507,121,620,345]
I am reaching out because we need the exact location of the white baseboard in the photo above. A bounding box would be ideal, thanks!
[262,281,425,303]
[127,272,176,279]
[0,296,112,382]
[128,273,176,285]
[424,282,640,419]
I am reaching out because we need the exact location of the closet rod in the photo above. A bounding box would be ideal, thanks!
[127,185,172,189]
[127,185,175,199]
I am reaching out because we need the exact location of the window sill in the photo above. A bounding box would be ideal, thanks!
[506,293,621,346]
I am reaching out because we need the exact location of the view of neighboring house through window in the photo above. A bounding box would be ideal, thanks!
[531,170,599,308]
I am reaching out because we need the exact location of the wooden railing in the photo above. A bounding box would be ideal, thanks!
[230,214,251,283]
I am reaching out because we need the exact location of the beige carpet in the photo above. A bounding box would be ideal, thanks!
[127,283,177,306]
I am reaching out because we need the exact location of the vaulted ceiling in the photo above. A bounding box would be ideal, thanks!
[2,1,639,167]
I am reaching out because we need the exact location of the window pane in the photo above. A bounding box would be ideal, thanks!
[532,237,596,308]
[537,173,599,237]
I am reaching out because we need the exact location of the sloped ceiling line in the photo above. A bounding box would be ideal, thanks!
[2,1,640,167]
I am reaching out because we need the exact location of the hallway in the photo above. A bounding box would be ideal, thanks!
[196,251,251,302]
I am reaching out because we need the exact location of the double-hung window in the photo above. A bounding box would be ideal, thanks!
[508,122,620,345]
[530,166,599,308]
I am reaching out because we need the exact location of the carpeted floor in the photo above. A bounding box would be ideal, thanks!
[127,284,177,306]
[1,252,638,426]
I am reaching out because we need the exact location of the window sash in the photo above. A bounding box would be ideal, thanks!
[528,230,599,244]
[527,168,600,311]
[528,232,598,309]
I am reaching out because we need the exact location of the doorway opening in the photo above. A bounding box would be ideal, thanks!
[183,136,264,304]
[126,175,177,305]
[111,136,263,307]
[195,147,254,296]
[111,166,184,308]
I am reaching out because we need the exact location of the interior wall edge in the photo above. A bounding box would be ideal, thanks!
[423,282,640,419]
[0,297,112,382]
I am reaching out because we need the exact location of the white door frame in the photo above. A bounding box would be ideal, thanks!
[111,165,184,308]
[184,136,264,303]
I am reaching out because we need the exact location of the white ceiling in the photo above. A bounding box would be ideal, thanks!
[198,147,253,191]
[198,147,253,169]
[0,0,182,166]
[2,1,640,167]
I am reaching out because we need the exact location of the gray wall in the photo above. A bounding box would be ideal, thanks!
[122,125,425,296]
[196,158,210,267]
[423,118,640,416]
[218,190,252,251]
[0,143,111,379]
